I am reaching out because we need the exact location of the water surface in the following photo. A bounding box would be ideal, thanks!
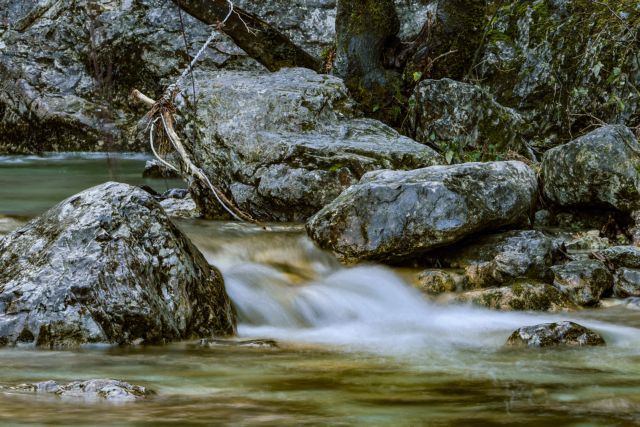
[1,154,640,425]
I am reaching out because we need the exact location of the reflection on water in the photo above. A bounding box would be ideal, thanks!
[0,152,184,217]
[1,155,640,425]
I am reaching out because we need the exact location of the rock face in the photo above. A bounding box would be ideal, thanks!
[593,246,640,298]
[433,230,560,287]
[551,260,613,306]
[613,268,640,298]
[0,0,260,153]
[406,79,528,161]
[542,125,640,212]
[306,161,537,263]
[0,182,235,348]
[479,0,640,149]
[10,379,151,401]
[455,281,576,312]
[595,246,640,269]
[506,321,606,348]
[186,68,442,222]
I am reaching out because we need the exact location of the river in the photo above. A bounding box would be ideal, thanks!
[0,153,639,425]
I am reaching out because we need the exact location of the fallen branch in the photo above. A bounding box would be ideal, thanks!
[132,88,256,223]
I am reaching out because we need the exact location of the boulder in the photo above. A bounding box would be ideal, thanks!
[541,125,640,212]
[10,379,151,400]
[551,260,613,306]
[613,268,640,298]
[479,0,640,148]
[185,68,442,222]
[0,182,235,348]
[506,321,606,348]
[455,281,576,312]
[306,161,537,263]
[594,246,640,269]
[0,0,260,153]
[406,78,529,162]
[432,230,560,287]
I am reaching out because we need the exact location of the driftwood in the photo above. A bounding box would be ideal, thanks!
[132,88,255,223]
[171,0,322,72]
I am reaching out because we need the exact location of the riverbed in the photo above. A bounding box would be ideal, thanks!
[1,153,639,425]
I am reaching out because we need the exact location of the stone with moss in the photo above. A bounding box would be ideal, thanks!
[506,321,606,348]
[551,260,614,306]
[406,79,531,162]
[455,280,577,312]
[415,269,468,295]
[478,0,640,149]
[542,125,640,212]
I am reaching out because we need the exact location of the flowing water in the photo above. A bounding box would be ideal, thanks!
[1,153,640,425]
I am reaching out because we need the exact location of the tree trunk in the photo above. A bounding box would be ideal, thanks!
[171,0,322,72]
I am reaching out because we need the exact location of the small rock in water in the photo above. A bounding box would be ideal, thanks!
[9,379,152,401]
[506,321,606,348]
[199,338,279,349]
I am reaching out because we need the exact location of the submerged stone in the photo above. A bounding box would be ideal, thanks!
[10,379,152,401]
[506,321,606,348]
[0,182,235,348]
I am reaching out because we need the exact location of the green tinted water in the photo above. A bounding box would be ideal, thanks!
[0,154,639,426]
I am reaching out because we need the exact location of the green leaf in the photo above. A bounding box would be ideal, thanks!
[412,71,423,82]
[592,62,603,78]
[445,150,454,164]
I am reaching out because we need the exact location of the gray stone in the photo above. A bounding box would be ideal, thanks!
[185,68,442,222]
[0,0,259,153]
[613,268,640,298]
[455,281,576,312]
[415,269,467,295]
[199,338,279,349]
[542,125,640,212]
[435,230,560,287]
[506,321,606,348]
[534,210,553,227]
[306,161,537,263]
[551,260,613,306]
[406,79,528,161]
[594,246,640,269]
[0,182,235,348]
[10,379,151,400]
[159,195,201,219]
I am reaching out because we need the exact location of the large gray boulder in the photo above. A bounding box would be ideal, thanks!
[541,125,640,212]
[306,161,537,263]
[0,182,235,348]
[406,79,528,162]
[186,68,442,222]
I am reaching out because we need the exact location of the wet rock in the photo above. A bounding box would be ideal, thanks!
[0,0,259,153]
[456,281,576,312]
[186,68,441,222]
[594,246,640,269]
[613,268,640,298]
[406,78,529,161]
[415,269,467,295]
[307,161,537,263]
[542,125,640,212]
[506,321,606,348]
[550,260,613,306]
[0,182,235,348]
[11,379,151,400]
[433,230,560,287]
[159,196,200,219]
[479,0,640,148]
